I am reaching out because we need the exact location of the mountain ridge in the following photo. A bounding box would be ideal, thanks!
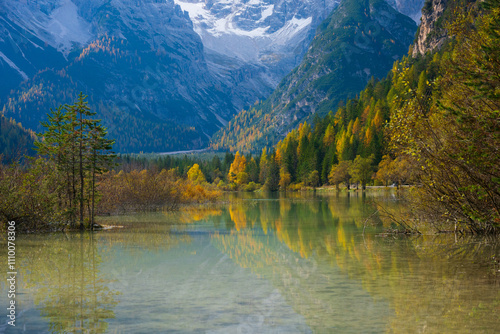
[1,0,233,152]
[211,0,417,153]
[1,0,424,154]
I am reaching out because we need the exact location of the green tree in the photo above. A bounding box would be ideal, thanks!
[264,152,280,192]
[349,155,374,190]
[36,105,72,215]
[246,157,260,183]
[74,92,94,229]
[210,155,223,182]
[36,93,114,229]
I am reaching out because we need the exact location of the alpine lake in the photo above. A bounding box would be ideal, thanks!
[1,191,499,333]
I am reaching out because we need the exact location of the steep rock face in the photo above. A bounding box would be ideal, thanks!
[1,0,234,152]
[174,0,425,113]
[0,2,71,99]
[412,0,448,56]
[174,0,340,112]
[211,0,417,153]
[2,0,93,57]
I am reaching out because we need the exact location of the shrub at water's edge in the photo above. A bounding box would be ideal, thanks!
[0,95,221,233]
[97,168,221,214]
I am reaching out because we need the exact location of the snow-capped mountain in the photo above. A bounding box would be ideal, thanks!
[1,0,234,152]
[174,0,338,65]
[3,0,93,57]
[0,0,427,153]
[173,0,424,111]
[174,0,340,109]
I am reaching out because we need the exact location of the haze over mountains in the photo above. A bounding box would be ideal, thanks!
[0,0,424,153]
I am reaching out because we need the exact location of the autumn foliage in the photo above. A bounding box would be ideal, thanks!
[97,168,221,214]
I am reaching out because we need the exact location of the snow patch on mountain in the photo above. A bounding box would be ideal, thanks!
[174,0,326,63]
[0,51,28,80]
[3,0,92,56]
[47,0,92,54]
[259,5,274,22]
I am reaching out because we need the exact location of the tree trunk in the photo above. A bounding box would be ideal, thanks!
[91,153,96,230]
[79,111,84,230]
[72,147,77,227]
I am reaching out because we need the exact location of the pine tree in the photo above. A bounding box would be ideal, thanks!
[70,92,96,229]
[265,152,280,192]
[36,93,115,229]
[246,157,260,183]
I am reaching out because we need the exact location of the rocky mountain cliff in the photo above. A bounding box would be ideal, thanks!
[412,0,448,56]
[412,0,477,56]
[174,0,340,111]
[387,0,426,21]
[211,0,417,153]
[1,0,426,153]
[1,0,233,152]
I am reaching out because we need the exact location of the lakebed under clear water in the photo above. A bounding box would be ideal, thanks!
[1,192,499,333]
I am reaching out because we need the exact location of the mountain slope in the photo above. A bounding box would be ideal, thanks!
[174,0,340,111]
[211,0,417,153]
[0,114,36,163]
[0,14,68,100]
[1,0,235,152]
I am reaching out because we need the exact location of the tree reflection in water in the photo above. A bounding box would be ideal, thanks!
[206,193,500,333]
[0,193,497,333]
[10,233,119,333]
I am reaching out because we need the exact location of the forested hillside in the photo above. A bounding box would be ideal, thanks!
[211,0,417,153]
[241,0,499,233]
[0,0,233,153]
[0,114,36,163]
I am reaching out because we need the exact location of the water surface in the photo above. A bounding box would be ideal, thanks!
[1,192,499,333]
